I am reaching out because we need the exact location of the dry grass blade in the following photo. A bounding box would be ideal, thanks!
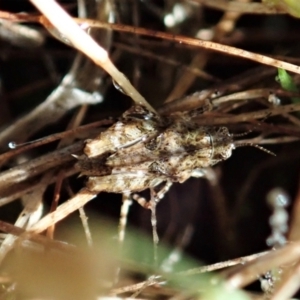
[29,189,96,234]
[29,0,155,113]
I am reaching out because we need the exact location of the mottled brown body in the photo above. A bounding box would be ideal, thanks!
[76,105,234,196]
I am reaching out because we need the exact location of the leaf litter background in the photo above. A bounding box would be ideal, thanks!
[1,0,300,299]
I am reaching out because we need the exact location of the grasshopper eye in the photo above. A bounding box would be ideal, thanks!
[190,169,205,178]
[209,127,234,161]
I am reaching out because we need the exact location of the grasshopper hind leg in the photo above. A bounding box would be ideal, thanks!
[132,181,173,263]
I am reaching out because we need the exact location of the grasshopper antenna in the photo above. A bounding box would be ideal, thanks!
[231,130,275,156]
[234,142,276,156]
[231,130,252,138]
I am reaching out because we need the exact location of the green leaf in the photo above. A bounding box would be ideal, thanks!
[282,0,300,17]
[262,0,300,17]
[276,68,300,103]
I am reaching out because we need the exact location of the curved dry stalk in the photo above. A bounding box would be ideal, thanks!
[29,0,155,113]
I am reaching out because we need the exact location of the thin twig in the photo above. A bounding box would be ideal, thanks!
[0,141,83,195]
[195,103,300,125]
[69,18,300,75]
[29,189,96,234]
[178,251,269,275]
